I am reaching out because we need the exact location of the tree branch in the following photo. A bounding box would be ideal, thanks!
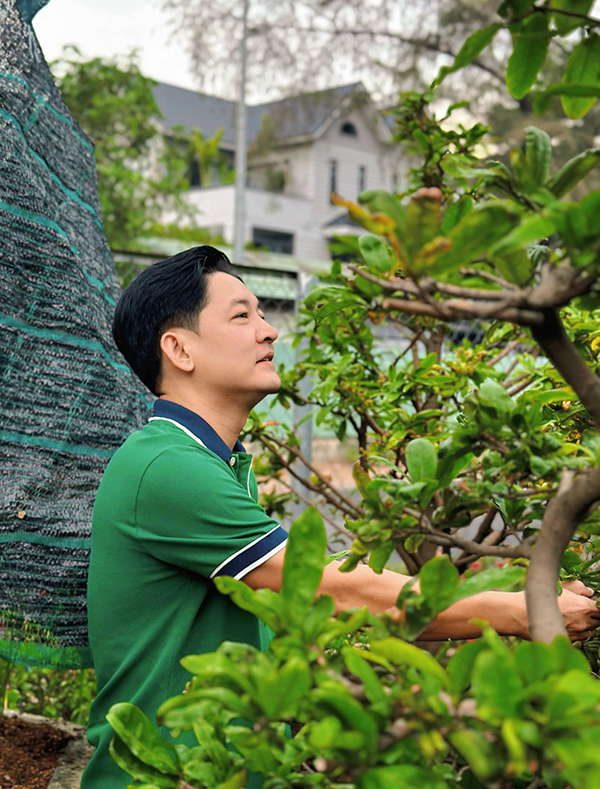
[531,309,600,428]
[525,466,600,643]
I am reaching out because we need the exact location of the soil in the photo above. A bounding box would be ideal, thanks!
[0,714,73,789]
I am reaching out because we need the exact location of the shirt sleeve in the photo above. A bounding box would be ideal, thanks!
[134,446,288,580]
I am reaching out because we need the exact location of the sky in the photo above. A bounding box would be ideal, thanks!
[33,0,198,91]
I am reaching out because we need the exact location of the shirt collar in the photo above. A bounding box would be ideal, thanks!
[151,399,245,463]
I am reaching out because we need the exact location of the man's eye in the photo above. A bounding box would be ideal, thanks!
[235,312,248,319]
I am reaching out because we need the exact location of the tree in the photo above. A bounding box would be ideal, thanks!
[108,3,600,786]
[163,0,514,105]
[53,47,193,251]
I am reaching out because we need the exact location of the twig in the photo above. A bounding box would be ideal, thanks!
[487,339,522,367]
[256,435,362,519]
[507,376,533,397]
[263,433,362,515]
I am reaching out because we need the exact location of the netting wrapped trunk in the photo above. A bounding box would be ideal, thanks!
[0,0,150,668]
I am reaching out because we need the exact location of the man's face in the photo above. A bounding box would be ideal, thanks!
[177,271,281,406]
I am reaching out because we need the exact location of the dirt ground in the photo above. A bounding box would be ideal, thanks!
[0,715,72,789]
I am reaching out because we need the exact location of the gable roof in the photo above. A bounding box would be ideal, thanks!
[153,81,373,147]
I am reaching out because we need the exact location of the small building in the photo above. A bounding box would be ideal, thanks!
[152,81,405,262]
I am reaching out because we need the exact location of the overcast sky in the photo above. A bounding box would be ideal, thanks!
[33,0,198,91]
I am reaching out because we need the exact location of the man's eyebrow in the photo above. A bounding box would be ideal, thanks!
[229,297,262,310]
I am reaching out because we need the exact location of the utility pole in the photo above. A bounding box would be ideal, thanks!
[233,0,249,265]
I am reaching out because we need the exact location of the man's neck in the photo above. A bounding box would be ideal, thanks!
[158,393,248,450]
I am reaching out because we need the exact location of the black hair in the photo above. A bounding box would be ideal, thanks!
[112,245,240,395]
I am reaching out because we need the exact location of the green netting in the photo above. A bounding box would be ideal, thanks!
[0,0,150,668]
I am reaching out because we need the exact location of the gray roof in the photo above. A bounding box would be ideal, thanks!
[153,81,365,146]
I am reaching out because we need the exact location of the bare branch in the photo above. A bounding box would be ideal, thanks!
[525,466,600,643]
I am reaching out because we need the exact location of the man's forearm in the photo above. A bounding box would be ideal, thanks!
[319,562,526,640]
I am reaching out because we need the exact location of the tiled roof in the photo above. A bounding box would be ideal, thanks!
[153,81,365,145]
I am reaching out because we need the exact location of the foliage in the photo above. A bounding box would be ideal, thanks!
[107,5,600,788]
[189,128,235,187]
[110,511,600,789]
[53,47,194,251]
[2,659,96,725]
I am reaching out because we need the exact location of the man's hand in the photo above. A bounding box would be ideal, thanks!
[558,581,600,641]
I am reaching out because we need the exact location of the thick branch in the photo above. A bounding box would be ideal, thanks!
[531,309,600,428]
[525,466,600,643]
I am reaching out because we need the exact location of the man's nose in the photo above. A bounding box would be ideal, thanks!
[258,319,278,343]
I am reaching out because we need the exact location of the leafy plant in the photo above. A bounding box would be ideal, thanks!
[109,510,600,788]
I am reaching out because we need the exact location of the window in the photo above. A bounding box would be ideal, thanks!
[358,165,366,193]
[340,121,358,137]
[189,158,200,188]
[329,159,337,203]
[252,228,294,255]
[392,170,398,193]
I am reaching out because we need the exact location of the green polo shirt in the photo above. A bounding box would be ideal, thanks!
[82,399,288,788]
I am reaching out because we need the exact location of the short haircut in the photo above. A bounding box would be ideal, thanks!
[112,245,240,395]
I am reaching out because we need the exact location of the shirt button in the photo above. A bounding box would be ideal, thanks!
[229,456,236,466]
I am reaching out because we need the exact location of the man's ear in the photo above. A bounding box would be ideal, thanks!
[160,329,196,374]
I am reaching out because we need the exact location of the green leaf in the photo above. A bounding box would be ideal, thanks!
[432,23,503,88]
[493,249,533,287]
[513,641,556,684]
[226,727,278,774]
[551,0,593,35]
[452,565,525,605]
[471,650,523,719]
[420,556,459,617]
[109,736,179,788]
[449,729,501,781]
[311,686,379,753]
[404,190,442,269]
[280,507,326,623]
[561,34,600,119]
[360,765,449,789]
[314,298,365,327]
[179,653,253,694]
[430,203,521,276]
[441,196,473,234]
[342,647,389,706]
[479,379,516,415]
[368,638,448,684]
[106,704,179,775]
[256,657,311,718]
[216,771,248,789]
[546,147,600,198]
[214,577,279,631]
[436,449,473,488]
[525,126,551,186]
[440,155,498,181]
[507,13,551,100]
[359,235,393,273]
[309,715,343,749]
[369,543,394,574]
[358,190,407,240]
[488,213,555,258]
[405,438,438,483]
[533,83,600,117]
[447,640,488,695]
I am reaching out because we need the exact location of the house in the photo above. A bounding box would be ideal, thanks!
[152,81,405,262]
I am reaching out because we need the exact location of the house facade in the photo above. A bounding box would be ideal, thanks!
[153,82,406,262]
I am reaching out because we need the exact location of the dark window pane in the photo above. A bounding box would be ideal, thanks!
[330,159,337,203]
[252,227,294,255]
[340,121,358,136]
[359,165,366,193]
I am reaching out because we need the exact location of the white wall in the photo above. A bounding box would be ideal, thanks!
[184,186,326,260]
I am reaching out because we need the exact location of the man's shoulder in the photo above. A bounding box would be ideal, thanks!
[102,420,223,485]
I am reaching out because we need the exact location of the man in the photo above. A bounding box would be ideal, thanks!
[82,245,599,787]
